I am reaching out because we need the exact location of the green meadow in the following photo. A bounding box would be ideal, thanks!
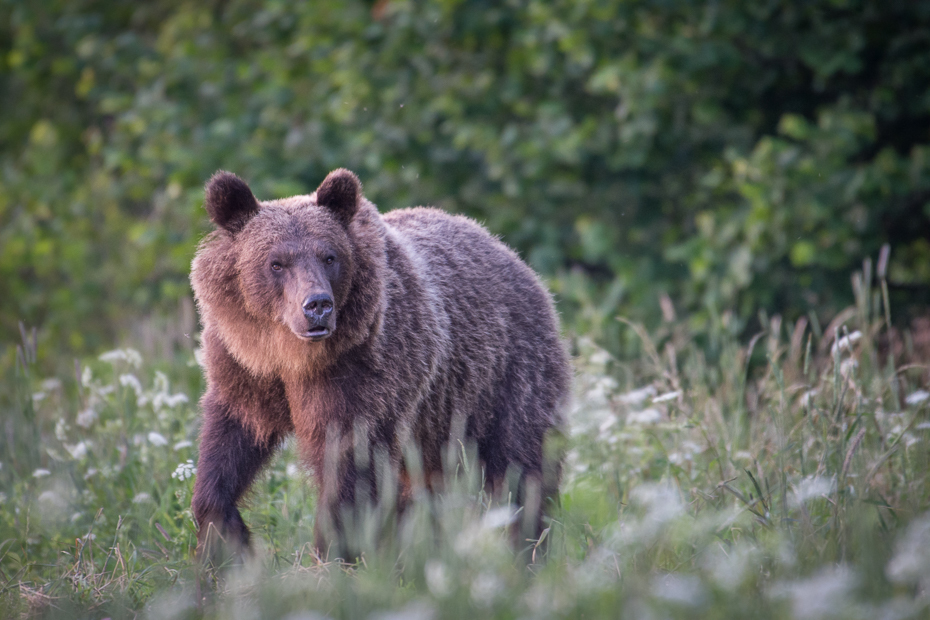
[3,266,930,618]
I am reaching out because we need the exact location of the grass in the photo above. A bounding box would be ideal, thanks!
[2,266,930,619]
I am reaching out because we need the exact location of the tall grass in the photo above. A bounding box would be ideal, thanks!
[2,265,929,619]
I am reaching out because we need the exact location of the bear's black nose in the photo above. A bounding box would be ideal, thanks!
[302,293,334,320]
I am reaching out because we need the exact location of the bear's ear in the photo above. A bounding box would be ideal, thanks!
[315,168,361,227]
[204,171,260,233]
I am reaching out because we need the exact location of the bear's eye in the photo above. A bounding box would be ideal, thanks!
[271,262,283,272]
[325,256,335,265]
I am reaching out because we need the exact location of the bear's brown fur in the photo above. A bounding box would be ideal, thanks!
[190,169,570,558]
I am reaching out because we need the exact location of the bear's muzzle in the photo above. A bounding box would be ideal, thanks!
[300,293,335,341]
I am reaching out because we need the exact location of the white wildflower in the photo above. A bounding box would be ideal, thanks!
[148,432,168,447]
[154,371,170,394]
[652,573,706,607]
[99,349,123,363]
[915,422,930,430]
[152,393,167,411]
[172,459,197,481]
[151,372,189,410]
[99,348,142,368]
[887,513,930,590]
[831,330,862,355]
[65,441,88,460]
[705,543,761,591]
[173,440,193,451]
[771,565,856,620]
[455,507,519,560]
[609,484,683,549]
[632,483,683,524]
[75,407,98,429]
[81,533,96,542]
[133,492,154,504]
[905,390,929,406]
[119,373,143,395]
[41,378,62,391]
[791,476,835,506]
[286,462,299,478]
[38,490,67,511]
[627,408,663,425]
[84,468,98,480]
[470,572,502,607]
[586,376,618,403]
[840,358,858,376]
[32,391,46,403]
[522,583,553,617]
[55,418,69,442]
[154,391,190,411]
[33,468,51,478]
[165,393,189,407]
[425,560,451,598]
[617,385,657,406]
[681,440,703,456]
[81,365,93,387]
[482,506,519,529]
[653,390,681,403]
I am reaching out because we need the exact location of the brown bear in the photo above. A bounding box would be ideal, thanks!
[189,168,570,559]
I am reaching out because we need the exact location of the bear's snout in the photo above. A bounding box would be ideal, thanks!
[303,293,333,320]
[300,293,335,341]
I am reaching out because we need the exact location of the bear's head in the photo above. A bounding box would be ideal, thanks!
[193,168,385,376]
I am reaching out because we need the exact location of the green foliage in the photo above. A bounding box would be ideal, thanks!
[2,276,930,618]
[2,0,929,357]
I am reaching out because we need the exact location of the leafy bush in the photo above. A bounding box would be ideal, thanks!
[3,0,930,358]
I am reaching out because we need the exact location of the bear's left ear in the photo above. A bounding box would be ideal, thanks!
[315,168,361,227]
[204,171,261,233]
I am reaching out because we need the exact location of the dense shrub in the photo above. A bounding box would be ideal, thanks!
[2,0,929,357]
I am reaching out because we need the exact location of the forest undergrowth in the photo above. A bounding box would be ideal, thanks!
[2,262,930,619]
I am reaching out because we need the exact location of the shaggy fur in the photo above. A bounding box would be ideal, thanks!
[190,168,571,559]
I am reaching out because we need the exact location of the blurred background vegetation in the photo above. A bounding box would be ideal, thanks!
[4,3,930,618]
[2,0,929,361]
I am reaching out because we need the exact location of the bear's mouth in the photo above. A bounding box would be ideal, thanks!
[300,326,331,341]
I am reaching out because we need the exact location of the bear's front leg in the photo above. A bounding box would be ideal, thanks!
[310,425,401,561]
[312,435,368,561]
[192,394,280,564]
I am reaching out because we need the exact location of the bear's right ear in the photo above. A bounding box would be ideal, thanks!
[204,171,260,233]
[315,168,361,227]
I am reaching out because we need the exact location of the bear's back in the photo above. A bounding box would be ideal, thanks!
[382,208,557,340]
[382,207,569,444]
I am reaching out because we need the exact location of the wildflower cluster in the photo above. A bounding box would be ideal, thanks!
[4,346,201,575]
[4,280,930,619]
[171,459,197,482]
